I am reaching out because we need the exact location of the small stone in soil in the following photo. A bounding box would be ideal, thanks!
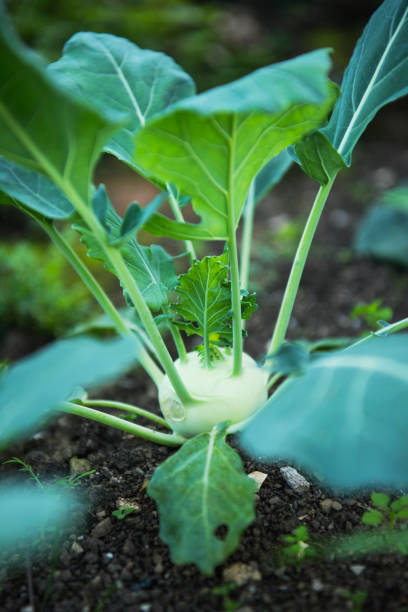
[248,470,268,491]
[280,466,310,492]
[223,562,261,586]
[91,517,112,538]
[130,577,155,592]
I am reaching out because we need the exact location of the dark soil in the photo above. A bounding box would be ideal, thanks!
[1,122,408,611]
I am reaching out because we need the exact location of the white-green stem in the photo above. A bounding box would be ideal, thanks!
[60,402,185,446]
[58,181,195,405]
[166,182,197,263]
[81,398,170,428]
[347,316,408,350]
[228,116,243,376]
[267,177,336,356]
[240,180,256,294]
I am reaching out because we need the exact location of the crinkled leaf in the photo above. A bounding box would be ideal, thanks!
[134,49,336,240]
[148,422,257,574]
[354,204,408,267]
[0,13,121,203]
[73,185,176,311]
[172,254,232,348]
[0,335,139,447]
[0,156,73,218]
[242,335,408,491]
[240,290,257,320]
[0,486,78,553]
[48,32,195,172]
[293,132,346,185]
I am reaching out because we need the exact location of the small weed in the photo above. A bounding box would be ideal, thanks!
[362,492,408,529]
[350,299,393,330]
[338,589,367,612]
[212,582,241,612]
[112,506,135,520]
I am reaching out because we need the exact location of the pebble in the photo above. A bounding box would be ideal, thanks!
[71,541,84,555]
[350,564,366,576]
[320,498,342,512]
[91,517,113,538]
[312,578,324,592]
[248,471,268,491]
[223,562,261,586]
[69,456,92,474]
[280,466,311,492]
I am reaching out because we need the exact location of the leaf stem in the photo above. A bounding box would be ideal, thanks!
[166,182,196,262]
[347,316,408,350]
[60,402,185,447]
[240,179,256,293]
[228,116,242,376]
[59,181,196,405]
[267,177,336,356]
[81,398,170,428]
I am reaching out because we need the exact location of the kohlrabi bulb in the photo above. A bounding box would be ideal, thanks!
[158,350,268,437]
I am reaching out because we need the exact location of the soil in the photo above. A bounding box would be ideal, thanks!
[1,112,408,611]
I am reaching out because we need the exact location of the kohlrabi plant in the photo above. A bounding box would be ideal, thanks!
[0,0,408,574]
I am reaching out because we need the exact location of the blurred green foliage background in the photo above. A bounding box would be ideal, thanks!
[6,0,381,90]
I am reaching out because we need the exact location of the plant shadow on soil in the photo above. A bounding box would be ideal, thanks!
[2,132,408,611]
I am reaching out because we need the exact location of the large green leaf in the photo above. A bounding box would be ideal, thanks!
[0,156,73,218]
[0,486,77,554]
[241,335,408,491]
[74,185,176,311]
[148,422,256,574]
[133,49,336,240]
[0,335,139,447]
[48,32,195,171]
[296,0,408,183]
[325,0,408,165]
[0,12,121,203]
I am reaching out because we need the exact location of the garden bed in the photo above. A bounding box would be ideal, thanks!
[1,131,408,611]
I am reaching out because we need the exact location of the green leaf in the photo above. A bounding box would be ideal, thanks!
[253,150,292,204]
[172,254,233,353]
[74,185,176,311]
[240,290,257,320]
[148,422,257,574]
[293,132,346,185]
[266,342,310,375]
[0,13,121,203]
[395,508,408,520]
[0,335,139,447]
[371,492,390,510]
[134,49,336,240]
[391,495,408,512]
[0,156,73,218]
[324,0,408,166]
[48,32,195,172]
[0,485,77,553]
[241,335,408,491]
[354,204,408,267]
[113,192,166,245]
[143,212,217,241]
[361,509,384,526]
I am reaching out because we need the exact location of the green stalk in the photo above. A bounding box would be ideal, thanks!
[166,182,196,262]
[60,402,185,447]
[58,181,195,405]
[82,398,170,428]
[240,179,256,293]
[162,305,187,363]
[228,116,243,376]
[40,222,128,335]
[41,222,164,387]
[347,316,408,350]
[267,177,336,356]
